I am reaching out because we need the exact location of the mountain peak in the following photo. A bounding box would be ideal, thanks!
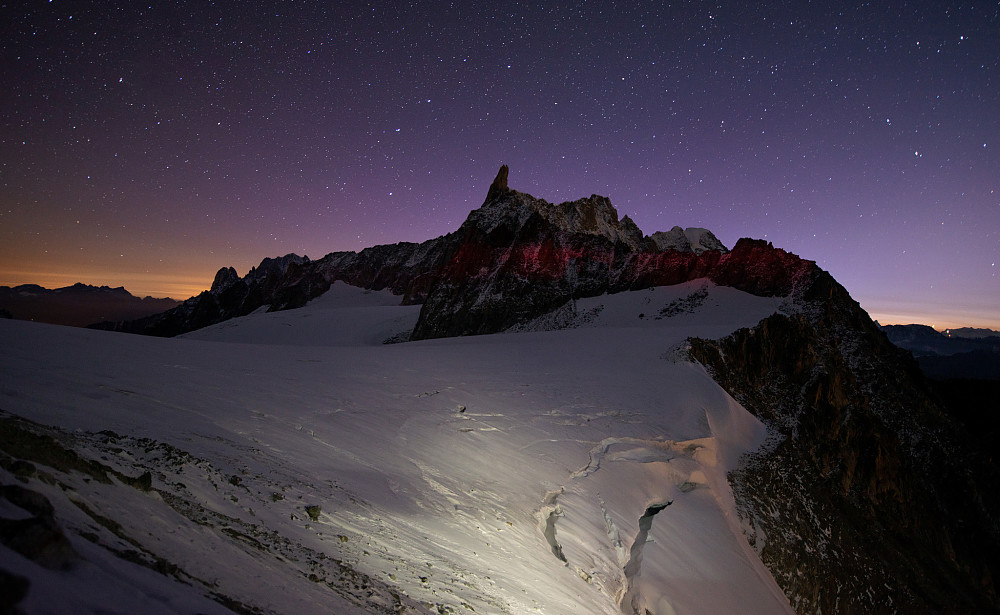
[211,266,240,293]
[650,226,729,254]
[472,166,644,249]
[486,164,510,201]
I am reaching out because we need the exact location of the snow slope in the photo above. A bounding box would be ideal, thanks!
[181,281,421,346]
[0,280,793,615]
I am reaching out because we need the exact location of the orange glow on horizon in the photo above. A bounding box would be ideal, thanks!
[866,309,1000,332]
[3,266,998,331]
[0,268,212,300]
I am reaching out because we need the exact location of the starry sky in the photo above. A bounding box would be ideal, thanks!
[2,1,998,328]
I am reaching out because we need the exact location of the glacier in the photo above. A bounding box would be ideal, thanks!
[0,280,795,614]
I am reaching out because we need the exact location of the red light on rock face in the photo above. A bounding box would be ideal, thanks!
[441,232,814,298]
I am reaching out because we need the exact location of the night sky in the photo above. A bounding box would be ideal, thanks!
[2,1,997,328]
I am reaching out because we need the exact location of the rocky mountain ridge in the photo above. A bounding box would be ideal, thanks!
[410,167,813,338]
[97,166,806,339]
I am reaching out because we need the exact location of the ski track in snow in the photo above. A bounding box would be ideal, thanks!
[0,280,795,615]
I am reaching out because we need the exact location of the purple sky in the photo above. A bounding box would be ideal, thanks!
[2,1,997,328]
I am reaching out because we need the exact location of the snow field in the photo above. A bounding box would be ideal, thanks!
[0,280,794,614]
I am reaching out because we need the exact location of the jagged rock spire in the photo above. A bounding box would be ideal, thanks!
[486,164,510,201]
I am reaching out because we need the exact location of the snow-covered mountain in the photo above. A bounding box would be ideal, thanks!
[3,168,999,614]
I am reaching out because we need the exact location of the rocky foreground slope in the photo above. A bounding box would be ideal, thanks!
[87,166,999,613]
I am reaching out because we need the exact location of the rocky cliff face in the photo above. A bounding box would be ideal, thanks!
[409,166,811,339]
[411,167,646,338]
[689,270,1000,614]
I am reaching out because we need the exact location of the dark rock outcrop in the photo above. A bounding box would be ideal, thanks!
[689,270,1000,614]
[92,254,306,336]
[0,485,79,570]
[410,181,648,339]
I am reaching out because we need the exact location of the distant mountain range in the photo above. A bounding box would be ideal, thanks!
[879,323,1000,380]
[879,323,1000,356]
[0,283,179,328]
[944,326,1000,339]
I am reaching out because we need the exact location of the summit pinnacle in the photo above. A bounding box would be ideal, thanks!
[486,164,510,200]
